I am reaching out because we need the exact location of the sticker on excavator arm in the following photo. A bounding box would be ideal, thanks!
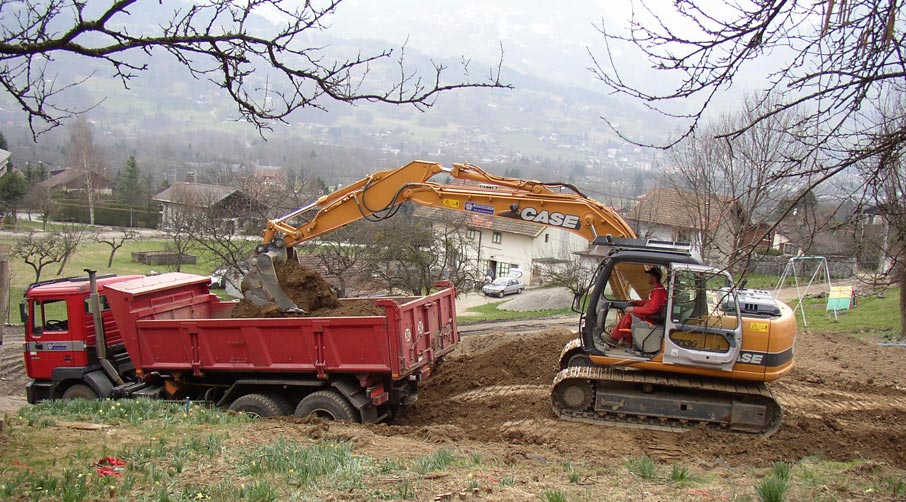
[464,201,494,214]
[443,199,460,209]
[749,322,769,333]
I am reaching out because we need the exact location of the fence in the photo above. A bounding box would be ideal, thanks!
[749,255,857,279]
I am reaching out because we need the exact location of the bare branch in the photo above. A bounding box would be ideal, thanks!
[0,0,511,137]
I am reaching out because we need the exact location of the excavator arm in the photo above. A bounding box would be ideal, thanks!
[244,160,636,311]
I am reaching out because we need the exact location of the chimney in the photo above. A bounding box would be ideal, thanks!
[185,171,196,183]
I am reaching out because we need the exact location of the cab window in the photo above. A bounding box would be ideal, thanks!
[602,261,655,302]
[33,299,70,335]
[670,270,739,330]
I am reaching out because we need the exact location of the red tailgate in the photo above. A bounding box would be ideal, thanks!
[381,282,459,377]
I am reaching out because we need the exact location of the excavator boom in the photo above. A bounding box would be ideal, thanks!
[264,160,633,248]
[245,160,634,310]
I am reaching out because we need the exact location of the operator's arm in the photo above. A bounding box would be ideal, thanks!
[630,287,667,317]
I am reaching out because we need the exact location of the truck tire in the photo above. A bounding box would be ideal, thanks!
[62,383,97,400]
[228,393,288,418]
[295,390,357,422]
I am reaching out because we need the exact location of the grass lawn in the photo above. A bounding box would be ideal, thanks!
[1,235,223,310]
[788,288,901,339]
[459,299,575,323]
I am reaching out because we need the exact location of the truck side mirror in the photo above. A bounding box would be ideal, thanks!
[19,301,28,325]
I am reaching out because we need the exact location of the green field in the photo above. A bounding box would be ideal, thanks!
[1,235,221,313]
[1,228,900,336]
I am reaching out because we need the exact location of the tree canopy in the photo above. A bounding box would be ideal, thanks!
[0,170,27,218]
[592,0,906,332]
[591,0,904,183]
[0,0,508,137]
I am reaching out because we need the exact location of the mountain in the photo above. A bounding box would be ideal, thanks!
[0,0,670,203]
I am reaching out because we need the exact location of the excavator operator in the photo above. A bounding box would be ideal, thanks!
[606,267,667,347]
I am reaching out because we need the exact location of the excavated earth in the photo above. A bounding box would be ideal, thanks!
[386,328,906,469]
[1,266,905,495]
[231,260,382,318]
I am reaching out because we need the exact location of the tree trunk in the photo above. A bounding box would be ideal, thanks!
[900,267,906,338]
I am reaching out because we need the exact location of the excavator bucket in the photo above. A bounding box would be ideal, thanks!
[241,241,306,314]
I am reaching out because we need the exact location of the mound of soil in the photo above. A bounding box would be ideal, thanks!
[231,259,382,318]
[387,327,906,468]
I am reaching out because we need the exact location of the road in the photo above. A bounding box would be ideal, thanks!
[458,315,579,337]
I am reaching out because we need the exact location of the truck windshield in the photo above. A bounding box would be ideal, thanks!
[33,300,70,335]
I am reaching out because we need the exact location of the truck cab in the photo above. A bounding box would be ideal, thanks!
[22,275,140,403]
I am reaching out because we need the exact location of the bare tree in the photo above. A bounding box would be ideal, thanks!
[366,206,477,295]
[592,1,903,153]
[68,116,104,225]
[1,0,510,137]
[165,183,257,274]
[591,1,906,223]
[662,95,805,274]
[843,87,906,333]
[536,257,595,298]
[12,232,68,283]
[23,184,56,231]
[591,1,906,332]
[55,223,87,276]
[95,227,140,268]
[298,222,374,298]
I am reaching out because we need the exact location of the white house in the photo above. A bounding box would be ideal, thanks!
[624,187,745,266]
[413,206,589,285]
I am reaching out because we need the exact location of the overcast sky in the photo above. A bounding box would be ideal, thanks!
[319,0,642,90]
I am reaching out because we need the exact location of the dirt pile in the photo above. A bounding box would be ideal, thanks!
[387,327,906,468]
[231,260,382,318]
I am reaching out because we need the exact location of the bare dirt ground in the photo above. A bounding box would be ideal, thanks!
[3,322,906,470]
[3,281,906,499]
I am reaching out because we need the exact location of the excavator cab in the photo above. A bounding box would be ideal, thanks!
[580,239,742,367]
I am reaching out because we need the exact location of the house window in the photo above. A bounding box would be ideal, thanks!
[492,231,502,244]
[467,228,476,240]
[498,263,511,277]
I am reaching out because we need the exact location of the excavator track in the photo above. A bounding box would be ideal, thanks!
[551,365,782,436]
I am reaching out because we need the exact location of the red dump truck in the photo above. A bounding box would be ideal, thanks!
[21,271,459,422]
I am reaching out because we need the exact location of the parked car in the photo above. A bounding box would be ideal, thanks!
[482,277,524,297]
[210,266,247,297]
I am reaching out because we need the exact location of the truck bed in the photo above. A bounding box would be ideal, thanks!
[103,273,459,379]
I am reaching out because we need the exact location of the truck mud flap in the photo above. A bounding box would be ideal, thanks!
[82,370,115,399]
[333,379,382,423]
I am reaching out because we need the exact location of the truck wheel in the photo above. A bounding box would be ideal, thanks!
[228,393,287,418]
[62,383,97,400]
[295,390,357,422]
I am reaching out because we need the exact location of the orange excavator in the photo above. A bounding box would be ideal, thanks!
[242,160,796,435]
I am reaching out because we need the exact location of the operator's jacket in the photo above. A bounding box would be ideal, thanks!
[630,284,667,324]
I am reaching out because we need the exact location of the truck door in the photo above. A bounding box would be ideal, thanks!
[24,298,77,380]
[662,264,742,371]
